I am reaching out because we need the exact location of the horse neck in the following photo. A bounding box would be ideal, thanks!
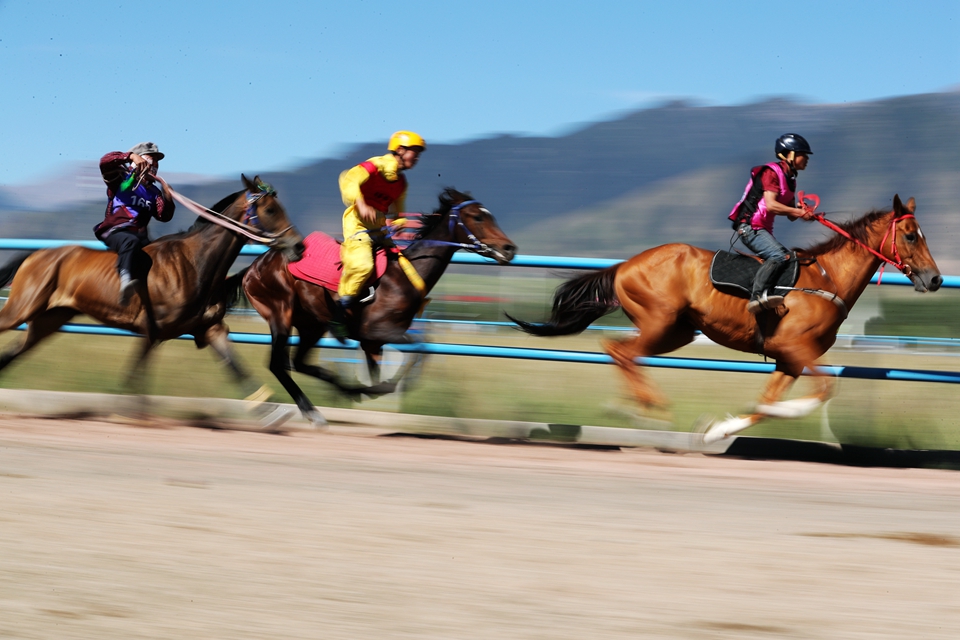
[816,211,894,305]
[185,201,248,284]
[401,213,460,292]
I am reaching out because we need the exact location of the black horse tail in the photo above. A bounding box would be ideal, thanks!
[507,265,622,336]
[224,267,250,309]
[0,251,35,288]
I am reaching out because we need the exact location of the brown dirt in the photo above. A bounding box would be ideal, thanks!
[1,416,959,639]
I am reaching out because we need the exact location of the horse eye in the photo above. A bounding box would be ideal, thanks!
[265,206,276,215]
[904,232,917,242]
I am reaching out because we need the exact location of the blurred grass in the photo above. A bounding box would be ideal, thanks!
[0,271,959,450]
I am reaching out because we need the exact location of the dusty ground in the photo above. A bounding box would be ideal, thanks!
[0,416,958,640]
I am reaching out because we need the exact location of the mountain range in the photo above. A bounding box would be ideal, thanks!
[3,91,959,268]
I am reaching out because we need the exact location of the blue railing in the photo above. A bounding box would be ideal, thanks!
[2,239,959,385]
[0,239,955,287]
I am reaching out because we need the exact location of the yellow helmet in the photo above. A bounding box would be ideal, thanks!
[388,130,426,152]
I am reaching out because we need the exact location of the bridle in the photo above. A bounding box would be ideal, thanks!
[799,192,916,283]
[411,200,510,262]
[155,176,293,245]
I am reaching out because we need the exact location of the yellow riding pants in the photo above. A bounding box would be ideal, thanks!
[339,208,386,297]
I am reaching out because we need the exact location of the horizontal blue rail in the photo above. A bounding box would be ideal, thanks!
[0,239,954,287]
[24,323,960,385]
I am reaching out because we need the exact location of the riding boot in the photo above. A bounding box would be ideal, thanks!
[747,257,787,314]
[329,295,355,343]
[118,269,139,306]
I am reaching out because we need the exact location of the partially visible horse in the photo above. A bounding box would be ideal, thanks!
[509,195,941,444]
[236,188,517,426]
[0,175,304,415]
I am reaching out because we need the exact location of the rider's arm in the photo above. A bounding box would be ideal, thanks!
[99,151,132,193]
[339,164,379,225]
[763,191,813,220]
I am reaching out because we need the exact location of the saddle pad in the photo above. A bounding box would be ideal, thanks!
[709,250,799,297]
[287,231,387,291]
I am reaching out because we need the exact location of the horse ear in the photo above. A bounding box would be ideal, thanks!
[241,174,255,191]
[905,197,916,214]
[892,194,903,214]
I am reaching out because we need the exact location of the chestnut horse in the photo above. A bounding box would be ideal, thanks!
[0,175,304,413]
[236,188,517,426]
[509,195,941,445]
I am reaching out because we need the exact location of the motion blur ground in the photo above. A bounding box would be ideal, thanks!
[1,417,958,639]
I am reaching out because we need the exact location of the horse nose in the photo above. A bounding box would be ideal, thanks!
[293,241,305,259]
[930,274,943,291]
[502,243,517,261]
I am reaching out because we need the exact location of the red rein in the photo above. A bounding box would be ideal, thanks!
[797,191,914,284]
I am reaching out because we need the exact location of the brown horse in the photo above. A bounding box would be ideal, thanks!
[509,195,941,444]
[236,188,517,426]
[0,175,304,414]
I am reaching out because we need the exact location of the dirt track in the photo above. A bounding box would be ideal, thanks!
[1,417,959,639]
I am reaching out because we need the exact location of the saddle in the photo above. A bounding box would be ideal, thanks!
[287,231,388,294]
[709,250,800,297]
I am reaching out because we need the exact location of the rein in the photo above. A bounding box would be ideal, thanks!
[798,192,914,284]
[153,176,290,245]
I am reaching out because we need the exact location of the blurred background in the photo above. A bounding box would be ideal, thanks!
[1,1,959,449]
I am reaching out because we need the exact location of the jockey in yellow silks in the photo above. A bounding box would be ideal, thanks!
[330,130,425,340]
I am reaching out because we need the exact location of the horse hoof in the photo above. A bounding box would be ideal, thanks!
[306,410,329,430]
[258,404,296,432]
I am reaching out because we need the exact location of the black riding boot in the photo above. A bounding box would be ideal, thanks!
[329,295,355,343]
[748,256,789,314]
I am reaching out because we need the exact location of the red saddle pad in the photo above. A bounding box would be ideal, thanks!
[287,231,388,292]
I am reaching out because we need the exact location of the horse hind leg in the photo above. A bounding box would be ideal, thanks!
[602,320,696,410]
[0,308,76,373]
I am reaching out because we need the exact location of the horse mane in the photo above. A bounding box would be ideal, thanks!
[412,187,472,240]
[795,209,891,257]
[155,190,244,242]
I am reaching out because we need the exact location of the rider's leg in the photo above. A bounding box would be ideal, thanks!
[738,224,790,313]
[103,230,146,306]
[333,230,375,342]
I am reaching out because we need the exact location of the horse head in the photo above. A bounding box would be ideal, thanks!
[240,174,305,262]
[889,194,942,292]
[434,188,517,264]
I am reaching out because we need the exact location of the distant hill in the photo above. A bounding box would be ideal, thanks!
[3,91,959,267]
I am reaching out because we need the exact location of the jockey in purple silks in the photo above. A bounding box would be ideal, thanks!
[95,142,176,305]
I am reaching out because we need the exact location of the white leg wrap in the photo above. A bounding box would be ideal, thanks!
[702,414,754,445]
[756,397,823,419]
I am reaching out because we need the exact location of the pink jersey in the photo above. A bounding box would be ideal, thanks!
[728,162,795,232]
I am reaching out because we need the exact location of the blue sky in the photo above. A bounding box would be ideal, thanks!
[1,0,957,184]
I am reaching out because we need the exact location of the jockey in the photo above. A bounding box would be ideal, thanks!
[330,130,425,341]
[728,133,816,314]
[94,142,176,306]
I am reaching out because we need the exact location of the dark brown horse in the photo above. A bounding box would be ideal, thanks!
[236,188,517,426]
[0,175,304,415]
[510,195,941,444]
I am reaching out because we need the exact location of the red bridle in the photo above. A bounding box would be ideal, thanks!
[798,192,915,284]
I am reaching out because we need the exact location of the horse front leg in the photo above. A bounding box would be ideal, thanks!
[262,324,325,429]
[701,370,795,445]
[755,366,835,418]
[202,323,272,403]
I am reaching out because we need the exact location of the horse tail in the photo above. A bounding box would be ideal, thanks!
[507,265,622,336]
[224,267,250,309]
[0,251,35,288]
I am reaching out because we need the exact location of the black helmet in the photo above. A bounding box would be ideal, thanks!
[775,133,813,160]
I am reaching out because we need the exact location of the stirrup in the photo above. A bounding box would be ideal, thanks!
[760,291,785,308]
[359,286,376,304]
